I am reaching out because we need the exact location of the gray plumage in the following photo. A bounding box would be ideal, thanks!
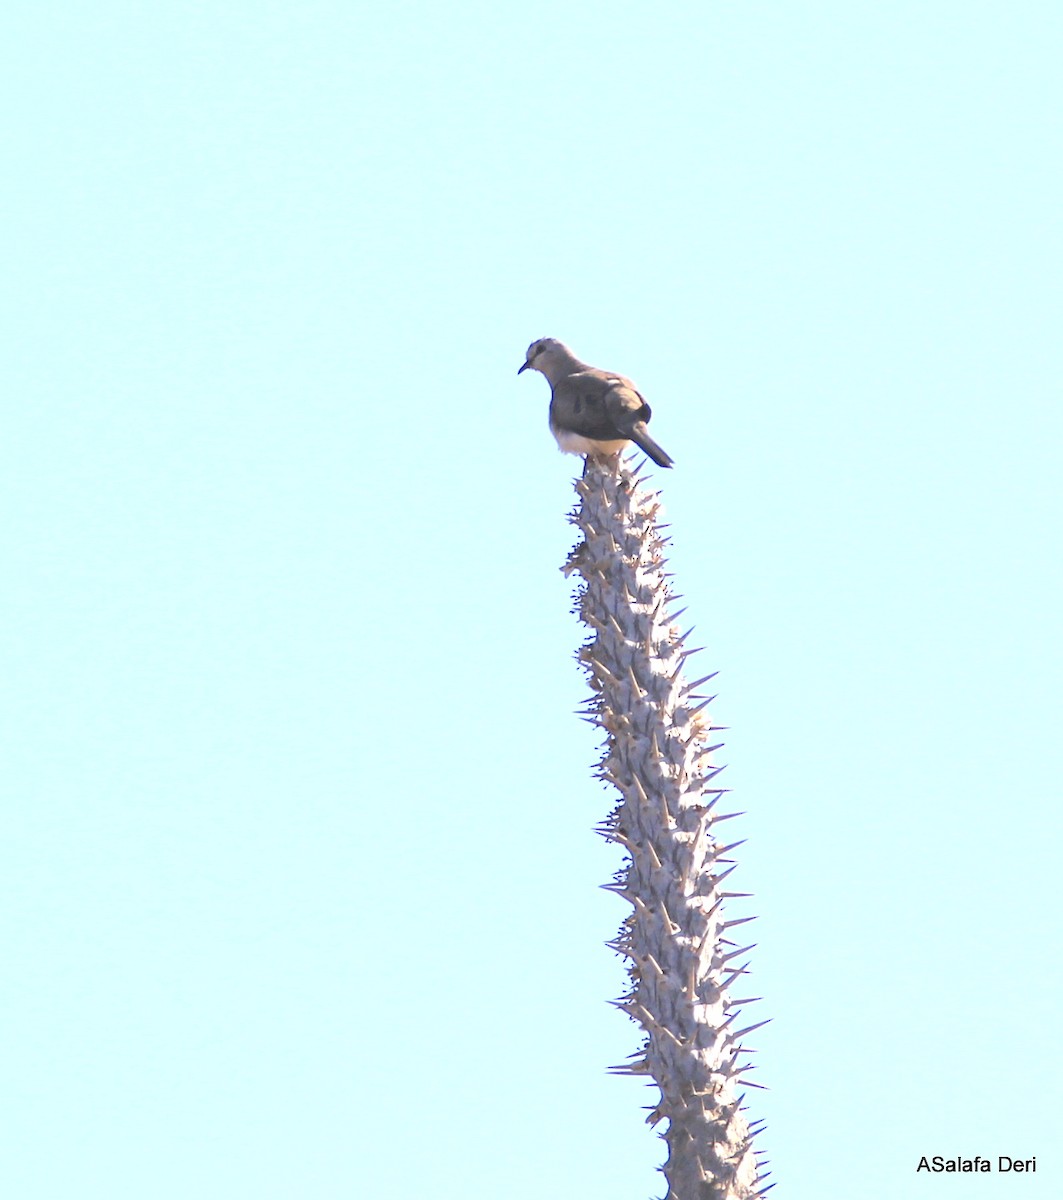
[518,338,674,468]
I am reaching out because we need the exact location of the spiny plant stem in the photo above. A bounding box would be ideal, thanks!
[565,456,772,1200]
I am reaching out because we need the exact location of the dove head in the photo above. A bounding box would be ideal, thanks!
[518,337,586,383]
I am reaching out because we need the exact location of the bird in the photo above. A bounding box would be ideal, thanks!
[518,338,674,468]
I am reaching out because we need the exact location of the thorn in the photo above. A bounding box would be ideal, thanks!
[719,943,757,964]
[641,953,667,979]
[730,1061,762,1079]
[721,915,758,930]
[721,964,752,988]
[599,829,635,849]
[691,920,716,964]
[684,672,719,691]
[588,659,621,686]
[700,764,729,783]
[658,788,671,827]
[633,1003,684,1047]
[604,940,634,958]
[733,1018,772,1038]
[599,882,633,900]
[711,839,748,858]
[709,810,746,825]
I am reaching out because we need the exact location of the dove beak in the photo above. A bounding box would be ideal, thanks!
[517,360,531,375]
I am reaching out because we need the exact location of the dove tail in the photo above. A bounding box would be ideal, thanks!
[629,425,675,469]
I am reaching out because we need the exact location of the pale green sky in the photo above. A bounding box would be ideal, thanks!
[3,3,1061,1197]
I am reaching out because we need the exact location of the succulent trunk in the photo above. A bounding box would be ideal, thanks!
[565,456,771,1200]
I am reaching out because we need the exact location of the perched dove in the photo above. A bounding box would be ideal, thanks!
[518,338,674,468]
